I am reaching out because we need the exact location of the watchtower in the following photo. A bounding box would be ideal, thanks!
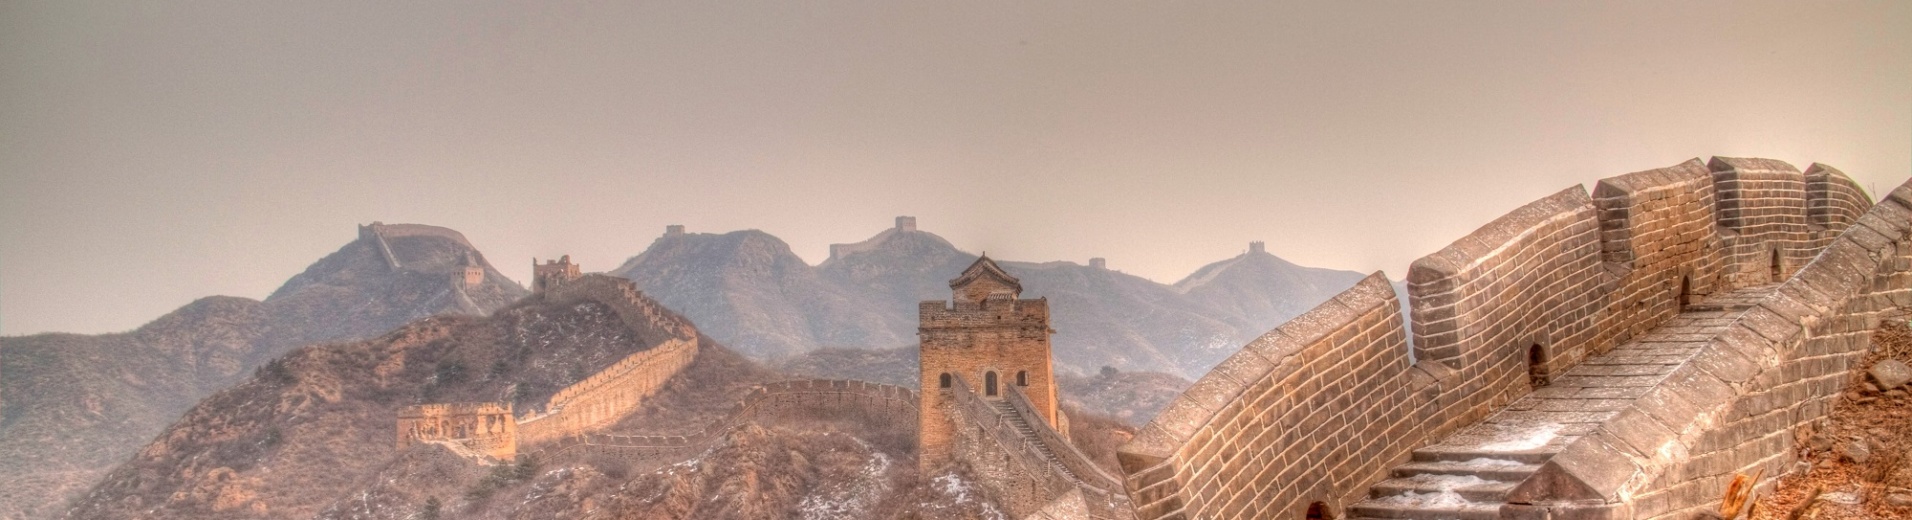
[532,255,581,292]
[918,255,1058,470]
[454,251,485,288]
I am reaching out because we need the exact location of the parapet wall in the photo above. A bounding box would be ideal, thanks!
[1118,274,1417,519]
[940,377,1080,518]
[515,337,697,445]
[1116,157,1879,520]
[1508,178,1912,519]
[396,402,517,460]
[394,274,703,458]
[515,276,702,445]
[525,379,919,471]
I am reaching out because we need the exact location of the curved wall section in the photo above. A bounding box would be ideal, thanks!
[1116,157,1884,520]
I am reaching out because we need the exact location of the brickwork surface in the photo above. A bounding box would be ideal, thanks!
[1116,158,1896,520]
[525,379,918,472]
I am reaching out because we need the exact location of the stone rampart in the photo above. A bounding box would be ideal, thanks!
[1505,179,1912,519]
[1118,274,1418,519]
[395,274,702,457]
[396,402,517,461]
[515,337,696,445]
[941,376,1080,518]
[525,379,919,472]
[1116,157,1881,520]
[1806,163,1871,248]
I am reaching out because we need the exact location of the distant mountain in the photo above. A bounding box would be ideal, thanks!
[1173,241,1373,336]
[0,223,526,519]
[613,218,1366,378]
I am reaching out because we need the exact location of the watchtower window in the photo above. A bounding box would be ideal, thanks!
[1770,249,1783,282]
[1305,502,1331,519]
[1017,370,1027,386]
[1528,344,1549,388]
[939,373,951,388]
[985,371,999,396]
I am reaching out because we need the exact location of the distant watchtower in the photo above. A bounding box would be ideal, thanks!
[532,255,581,292]
[918,255,1058,470]
[454,251,485,288]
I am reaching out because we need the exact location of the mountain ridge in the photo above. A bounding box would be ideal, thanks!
[611,218,1367,378]
[0,223,527,519]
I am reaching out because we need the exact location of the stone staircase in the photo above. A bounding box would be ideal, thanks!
[1347,284,1776,520]
[991,400,1079,482]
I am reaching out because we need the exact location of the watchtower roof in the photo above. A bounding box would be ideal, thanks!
[949,254,1021,294]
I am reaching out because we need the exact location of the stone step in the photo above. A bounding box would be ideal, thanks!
[1410,446,1555,464]
[1369,476,1518,502]
[1391,460,1540,481]
[1347,501,1502,520]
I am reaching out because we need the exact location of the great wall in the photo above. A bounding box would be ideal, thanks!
[386,156,1912,520]
[1115,157,1912,520]
[396,270,701,461]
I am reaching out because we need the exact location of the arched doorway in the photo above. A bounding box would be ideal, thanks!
[985,371,999,396]
[1528,344,1549,388]
[1305,502,1332,519]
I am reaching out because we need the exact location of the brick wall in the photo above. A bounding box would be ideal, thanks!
[1506,179,1912,519]
[526,379,918,471]
[940,375,1082,518]
[1118,274,1420,520]
[515,337,696,445]
[1115,158,1882,520]
[396,402,518,460]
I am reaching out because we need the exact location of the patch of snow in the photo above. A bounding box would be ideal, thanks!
[1375,475,1478,508]
[1456,457,1529,468]
[1478,423,1564,452]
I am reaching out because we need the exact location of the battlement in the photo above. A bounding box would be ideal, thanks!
[396,402,517,461]
[1118,157,1896,520]
[531,255,582,292]
[917,297,1051,328]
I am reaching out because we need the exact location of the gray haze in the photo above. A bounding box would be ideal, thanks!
[3,1,1908,336]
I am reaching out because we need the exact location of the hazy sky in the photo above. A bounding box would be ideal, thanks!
[3,1,1908,336]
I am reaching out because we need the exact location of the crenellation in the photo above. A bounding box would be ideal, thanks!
[1117,157,1908,520]
[531,255,582,292]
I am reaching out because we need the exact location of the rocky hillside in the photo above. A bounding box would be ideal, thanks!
[62,282,699,519]
[62,281,1040,520]
[613,220,1365,378]
[0,224,525,519]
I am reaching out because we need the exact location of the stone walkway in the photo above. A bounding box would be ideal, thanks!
[1346,284,1777,520]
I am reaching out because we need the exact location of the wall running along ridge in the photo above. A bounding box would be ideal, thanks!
[394,275,701,460]
[1116,157,1889,520]
[524,379,919,471]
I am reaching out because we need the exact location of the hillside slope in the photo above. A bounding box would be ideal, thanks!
[0,223,525,519]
